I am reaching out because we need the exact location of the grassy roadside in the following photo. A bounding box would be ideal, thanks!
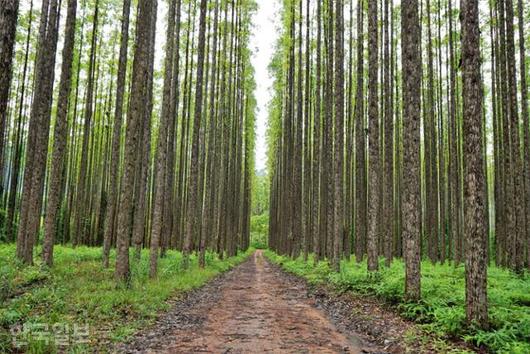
[0,244,254,353]
[264,250,530,354]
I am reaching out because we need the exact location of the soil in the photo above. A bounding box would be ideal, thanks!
[116,250,383,353]
[116,251,477,354]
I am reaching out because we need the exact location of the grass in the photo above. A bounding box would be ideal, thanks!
[0,244,253,353]
[264,250,530,354]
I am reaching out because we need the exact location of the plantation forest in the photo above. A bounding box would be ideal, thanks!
[0,0,530,352]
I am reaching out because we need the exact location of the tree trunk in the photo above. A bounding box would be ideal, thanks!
[0,0,20,196]
[183,0,208,268]
[42,0,78,266]
[401,0,422,300]
[460,0,488,328]
[115,0,157,283]
[367,0,380,272]
[103,0,131,268]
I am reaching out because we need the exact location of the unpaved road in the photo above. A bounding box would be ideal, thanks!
[119,250,373,353]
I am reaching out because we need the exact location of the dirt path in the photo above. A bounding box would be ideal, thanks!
[118,250,375,353]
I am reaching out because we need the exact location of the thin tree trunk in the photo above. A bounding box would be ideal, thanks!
[401,0,422,300]
[0,0,20,195]
[183,0,208,268]
[367,0,380,272]
[103,0,131,268]
[42,0,78,266]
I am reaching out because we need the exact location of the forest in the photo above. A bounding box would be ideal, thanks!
[0,0,529,353]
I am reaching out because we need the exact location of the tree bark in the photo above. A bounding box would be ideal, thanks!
[460,0,488,328]
[102,0,132,267]
[0,0,20,196]
[42,0,78,266]
[115,0,157,283]
[367,0,380,272]
[401,0,422,300]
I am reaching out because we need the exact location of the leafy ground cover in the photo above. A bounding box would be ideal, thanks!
[265,250,530,354]
[0,244,253,353]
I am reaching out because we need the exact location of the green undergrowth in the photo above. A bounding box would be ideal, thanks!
[264,250,530,354]
[0,244,253,353]
[250,214,269,249]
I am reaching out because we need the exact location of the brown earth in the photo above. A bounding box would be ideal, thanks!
[117,250,383,353]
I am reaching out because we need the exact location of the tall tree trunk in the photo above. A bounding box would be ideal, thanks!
[74,0,100,246]
[6,0,32,243]
[354,0,366,263]
[149,0,178,277]
[401,0,422,300]
[42,0,78,266]
[518,0,530,269]
[383,0,394,266]
[183,0,208,268]
[0,0,20,196]
[16,0,61,264]
[115,0,157,283]
[504,0,525,272]
[460,0,488,328]
[367,0,380,272]
[312,0,322,264]
[333,0,344,272]
[103,0,131,267]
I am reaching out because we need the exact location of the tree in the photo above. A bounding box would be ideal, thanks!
[333,0,344,272]
[183,0,208,268]
[0,0,20,195]
[16,0,61,264]
[460,0,488,328]
[518,0,530,270]
[367,0,380,272]
[312,0,322,263]
[5,0,32,243]
[42,0,78,266]
[401,0,422,300]
[102,0,132,268]
[74,0,99,247]
[150,0,178,277]
[115,0,157,283]
[382,0,394,266]
[354,0,366,263]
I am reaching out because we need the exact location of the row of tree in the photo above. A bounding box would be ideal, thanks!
[267,0,526,329]
[0,0,257,282]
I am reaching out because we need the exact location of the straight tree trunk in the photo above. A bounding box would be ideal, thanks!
[505,0,525,272]
[183,0,208,268]
[460,0,488,328]
[367,0,380,272]
[16,0,61,264]
[0,0,20,195]
[383,0,394,266]
[312,0,322,264]
[42,0,78,266]
[401,0,422,300]
[6,0,32,243]
[149,0,177,277]
[518,0,530,269]
[333,0,344,272]
[102,0,131,268]
[354,0,366,263]
[132,0,157,259]
[115,0,157,283]
[74,0,100,246]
